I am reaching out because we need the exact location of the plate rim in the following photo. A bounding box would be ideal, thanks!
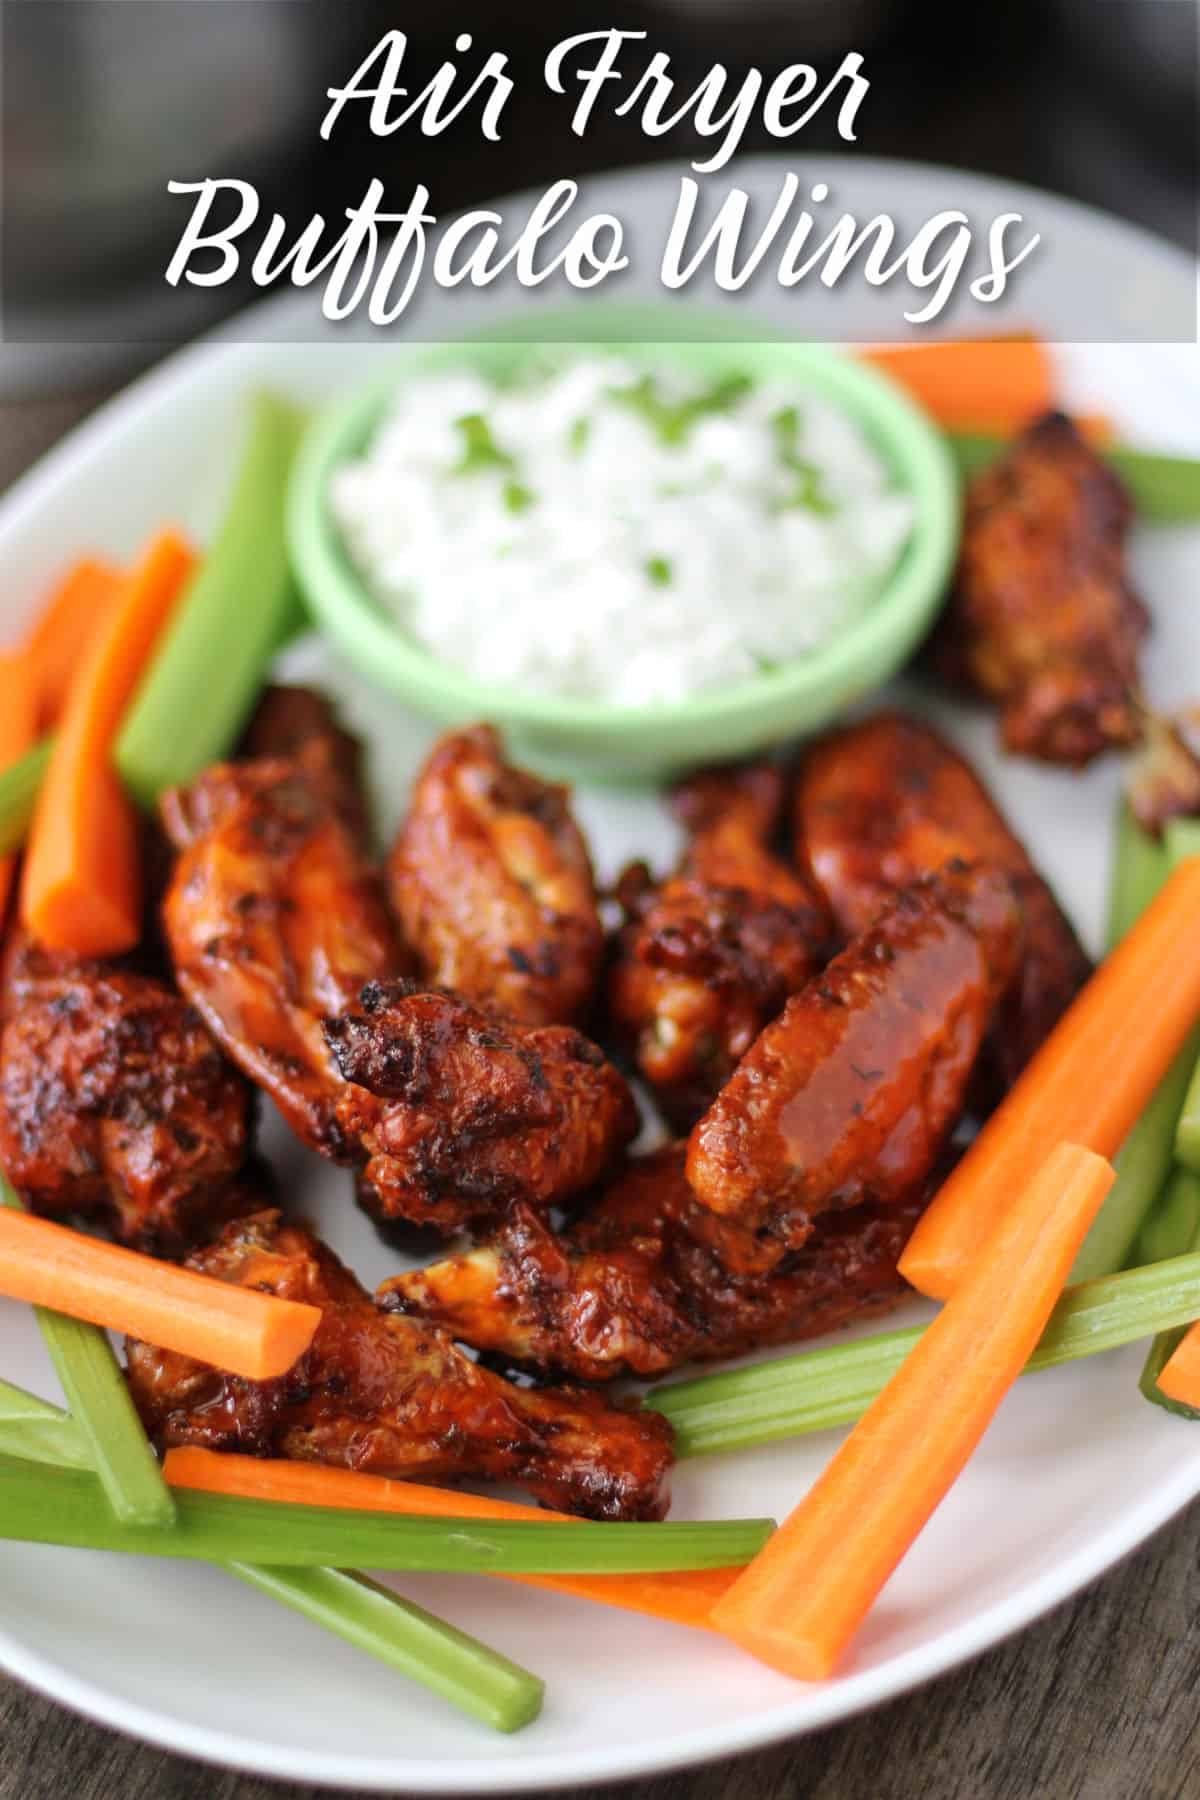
[1,151,1198,1791]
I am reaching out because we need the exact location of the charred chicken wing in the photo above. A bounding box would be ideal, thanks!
[687,863,1021,1251]
[160,758,403,1158]
[125,1209,673,1519]
[609,763,831,1128]
[381,1143,924,1382]
[934,412,1148,765]
[0,932,254,1254]
[326,980,637,1234]
[388,726,603,1026]
[794,711,1092,1094]
[242,684,375,846]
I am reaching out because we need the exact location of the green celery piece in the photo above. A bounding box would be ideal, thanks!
[1071,813,1200,1281]
[0,1376,93,1469]
[0,1399,540,1734]
[230,1565,543,1734]
[1139,1169,1200,1419]
[948,432,1200,524]
[646,1252,1200,1458]
[1135,1164,1200,1266]
[0,738,52,857]
[115,393,305,810]
[1176,1058,1200,1175]
[0,1183,174,1526]
[0,1458,772,1571]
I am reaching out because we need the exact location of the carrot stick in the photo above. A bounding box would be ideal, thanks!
[901,859,1200,1300]
[0,653,39,922]
[20,530,195,956]
[23,559,123,728]
[861,339,1055,433]
[711,1143,1114,1680]
[0,1210,319,1381]
[1155,1320,1200,1409]
[163,1448,738,1632]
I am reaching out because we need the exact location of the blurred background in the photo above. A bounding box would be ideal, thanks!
[1,0,1196,375]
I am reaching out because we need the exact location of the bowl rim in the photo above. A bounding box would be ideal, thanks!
[286,308,960,734]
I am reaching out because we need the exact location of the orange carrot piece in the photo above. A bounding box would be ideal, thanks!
[0,651,39,921]
[163,1448,738,1632]
[20,530,196,957]
[711,1143,1114,1681]
[1156,1325,1200,1408]
[901,858,1200,1300]
[862,338,1055,432]
[0,1210,319,1380]
[23,559,123,728]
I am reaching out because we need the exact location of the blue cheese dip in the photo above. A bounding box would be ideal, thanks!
[330,357,913,708]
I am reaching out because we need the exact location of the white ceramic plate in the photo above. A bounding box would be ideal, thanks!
[1,157,1199,1792]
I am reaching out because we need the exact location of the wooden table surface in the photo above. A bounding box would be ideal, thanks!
[2,382,1198,1800]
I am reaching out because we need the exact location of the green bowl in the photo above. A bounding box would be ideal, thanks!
[287,306,959,781]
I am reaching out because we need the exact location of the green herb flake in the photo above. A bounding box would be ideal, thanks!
[568,418,590,455]
[771,404,837,516]
[503,481,536,515]
[645,556,673,587]
[454,413,514,475]
[611,371,753,447]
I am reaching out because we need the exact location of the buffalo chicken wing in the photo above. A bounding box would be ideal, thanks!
[0,933,254,1254]
[388,726,604,1026]
[794,711,1092,1095]
[934,412,1148,765]
[687,863,1021,1251]
[381,1143,924,1382]
[125,1209,673,1519]
[609,763,831,1127]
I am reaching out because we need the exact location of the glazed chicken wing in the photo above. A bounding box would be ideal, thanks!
[242,684,375,846]
[161,760,635,1233]
[388,726,603,1026]
[687,863,1021,1252]
[933,412,1148,765]
[160,758,403,1159]
[325,980,637,1234]
[381,1144,924,1382]
[608,763,831,1128]
[794,711,1092,1095]
[0,932,255,1255]
[125,1210,673,1519]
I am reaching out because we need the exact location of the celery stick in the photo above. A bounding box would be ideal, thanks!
[0,1458,772,1571]
[646,1252,1200,1457]
[1071,811,1199,1281]
[1,1182,174,1525]
[231,1565,543,1734]
[1176,1059,1200,1175]
[1134,1165,1200,1267]
[0,1401,540,1734]
[0,738,52,856]
[0,1377,93,1469]
[1139,1169,1200,1420]
[948,432,1200,524]
[116,393,305,809]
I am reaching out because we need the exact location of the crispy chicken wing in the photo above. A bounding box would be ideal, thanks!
[381,1144,924,1382]
[161,762,635,1233]
[242,685,374,846]
[125,1209,673,1519]
[794,712,1092,1095]
[1126,706,1200,839]
[161,758,403,1158]
[608,764,831,1128]
[388,726,603,1026]
[0,932,255,1254]
[933,412,1148,765]
[686,863,1021,1251]
[326,980,637,1234]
